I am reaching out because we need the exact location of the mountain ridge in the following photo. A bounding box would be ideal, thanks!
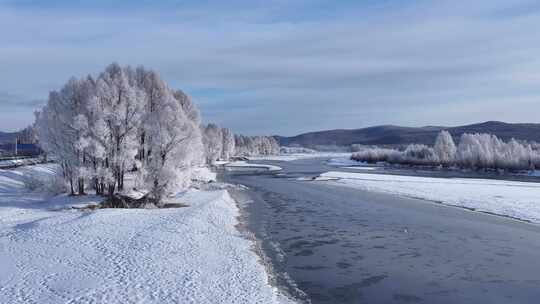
[276,121,540,147]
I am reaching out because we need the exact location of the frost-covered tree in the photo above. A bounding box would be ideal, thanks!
[221,128,235,160]
[402,144,438,165]
[434,130,456,166]
[202,124,223,164]
[456,133,536,170]
[34,77,95,195]
[17,126,36,144]
[174,90,201,123]
[233,135,249,156]
[34,63,204,205]
[234,135,280,156]
[94,64,144,195]
[127,67,203,204]
[139,79,202,203]
[351,132,540,171]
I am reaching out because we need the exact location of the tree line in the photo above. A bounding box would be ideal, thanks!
[351,130,540,171]
[201,124,279,164]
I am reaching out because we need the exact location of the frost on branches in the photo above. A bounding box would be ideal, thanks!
[34,64,204,204]
[351,130,540,171]
[234,135,280,157]
[201,125,279,164]
[202,124,223,164]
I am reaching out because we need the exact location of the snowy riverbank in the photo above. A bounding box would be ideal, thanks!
[0,165,294,304]
[320,171,540,224]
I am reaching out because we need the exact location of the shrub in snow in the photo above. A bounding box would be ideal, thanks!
[351,144,436,166]
[280,146,317,154]
[401,144,438,166]
[351,147,401,163]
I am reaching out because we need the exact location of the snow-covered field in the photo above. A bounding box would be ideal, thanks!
[0,165,293,304]
[320,171,540,223]
[250,152,351,162]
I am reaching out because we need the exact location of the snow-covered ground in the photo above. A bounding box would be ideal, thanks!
[225,161,282,172]
[191,166,218,182]
[250,152,351,162]
[320,171,540,224]
[0,165,293,304]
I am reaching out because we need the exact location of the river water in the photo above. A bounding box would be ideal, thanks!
[224,158,540,304]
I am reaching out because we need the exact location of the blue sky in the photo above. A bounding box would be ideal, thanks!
[1,0,540,135]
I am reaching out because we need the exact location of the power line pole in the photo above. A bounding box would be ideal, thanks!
[15,136,18,156]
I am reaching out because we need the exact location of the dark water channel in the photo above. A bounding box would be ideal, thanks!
[224,158,540,304]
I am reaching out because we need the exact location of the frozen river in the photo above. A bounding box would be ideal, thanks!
[225,158,540,304]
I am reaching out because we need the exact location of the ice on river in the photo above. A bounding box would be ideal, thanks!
[320,171,540,224]
[225,161,282,172]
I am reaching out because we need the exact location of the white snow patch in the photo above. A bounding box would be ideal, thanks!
[342,166,378,171]
[320,171,540,223]
[0,165,294,304]
[250,153,351,162]
[191,166,217,182]
[214,160,230,166]
[225,161,282,172]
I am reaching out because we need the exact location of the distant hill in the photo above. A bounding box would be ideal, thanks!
[277,121,540,147]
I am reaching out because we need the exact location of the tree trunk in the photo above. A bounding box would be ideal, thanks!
[139,133,145,161]
[108,183,116,199]
[78,178,85,195]
[153,179,161,205]
[69,178,75,196]
[94,178,100,195]
[100,178,105,196]
[117,169,124,191]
